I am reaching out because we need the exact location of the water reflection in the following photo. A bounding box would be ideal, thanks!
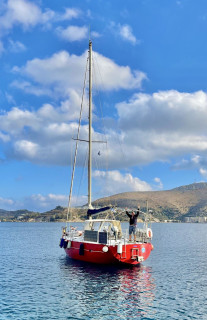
[59,257,156,319]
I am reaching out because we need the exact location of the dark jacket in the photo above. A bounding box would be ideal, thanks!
[126,210,139,226]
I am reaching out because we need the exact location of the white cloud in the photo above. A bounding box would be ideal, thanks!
[92,52,146,90]
[56,24,101,42]
[199,168,207,177]
[3,31,207,179]
[0,192,87,212]
[119,24,138,45]
[116,90,207,133]
[154,177,163,189]
[14,140,39,159]
[12,51,87,96]
[0,102,89,165]
[0,196,14,207]
[56,25,88,42]
[93,170,151,196]
[172,155,207,176]
[60,8,81,20]
[0,107,37,134]
[0,0,43,31]
[12,49,147,97]
[91,31,101,38]
[2,89,207,171]
[54,8,81,22]
[0,1,80,35]
[24,193,68,211]
[8,39,26,52]
[110,22,139,45]
[5,92,15,104]
[179,155,203,169]
[111,90,207,167]
[11,80,53,96]
[0,131,10,142]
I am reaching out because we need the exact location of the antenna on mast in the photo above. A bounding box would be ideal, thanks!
[89,25,91,41]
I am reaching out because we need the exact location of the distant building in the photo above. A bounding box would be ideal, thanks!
[184,216,207,223]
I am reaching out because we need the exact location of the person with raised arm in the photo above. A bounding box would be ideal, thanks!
[125,206,140,242]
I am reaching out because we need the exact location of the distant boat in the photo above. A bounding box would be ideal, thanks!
[59,40,153,265]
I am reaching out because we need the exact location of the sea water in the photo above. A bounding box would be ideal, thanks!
[0,222,207,320]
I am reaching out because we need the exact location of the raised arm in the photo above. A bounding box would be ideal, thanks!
[135,206,140,217]
[125,209,131,218]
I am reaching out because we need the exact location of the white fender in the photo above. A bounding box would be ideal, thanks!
[147,228,153,238]
[117,243,122,254]
[102,246,108,253]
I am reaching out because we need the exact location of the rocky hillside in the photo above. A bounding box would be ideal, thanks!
[0,206,88,222]
[1,182,207,222]
[93,182,207,221]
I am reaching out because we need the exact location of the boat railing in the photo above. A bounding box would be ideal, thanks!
[64,225,151,244]
[136,228,151,243]
[64,226,83,240]
[123,227,152,243]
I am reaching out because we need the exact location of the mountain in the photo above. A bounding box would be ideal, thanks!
[0,206,87,222]
[1,182,207,222]
[0,209,35,218]
[93,182,207,221]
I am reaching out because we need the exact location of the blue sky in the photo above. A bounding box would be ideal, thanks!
[1,0,207,211]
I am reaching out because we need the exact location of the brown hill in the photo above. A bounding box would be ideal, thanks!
[93,182,207,221]
[1,182,207,222]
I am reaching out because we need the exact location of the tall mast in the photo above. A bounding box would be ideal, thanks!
[88,40,92,209]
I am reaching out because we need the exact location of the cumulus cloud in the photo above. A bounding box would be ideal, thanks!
[12,49,147,97]
[2,84,207,178]
[56,25,101,42]
[0,193,63,212]
[12,50,89,97]
[23,193,68,211]
[0,196,14,208]
[172,155,207,179]
[108,90,207,167]
[2,88,207,172]
[0,1,81,35]
[3,37,207,175]
[119,24,138,45]
[14,140,38,159]
[172,155,201,170]
[56,8,81,21]
[110,22,139,45]
[0,101,90,165]
[0,0,43,31]
[199,168,207,178]
[93,170,151,196]
[0,131,10,142]
[56,25,88,42]
[92,52,146,90]
[11,80,52,96]
[116,90,207,133]
[85,90,207,173]
[0,193,88,212]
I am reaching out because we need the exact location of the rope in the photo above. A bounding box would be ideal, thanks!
[66,58,89,224]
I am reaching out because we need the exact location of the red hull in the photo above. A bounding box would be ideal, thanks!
[64,241,153,265]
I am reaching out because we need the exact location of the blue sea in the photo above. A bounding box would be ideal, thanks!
[1,222,207,320]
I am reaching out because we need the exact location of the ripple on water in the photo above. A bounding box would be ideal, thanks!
[1,222,207,319]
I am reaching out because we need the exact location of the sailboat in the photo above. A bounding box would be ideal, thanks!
[59,40,153,265]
